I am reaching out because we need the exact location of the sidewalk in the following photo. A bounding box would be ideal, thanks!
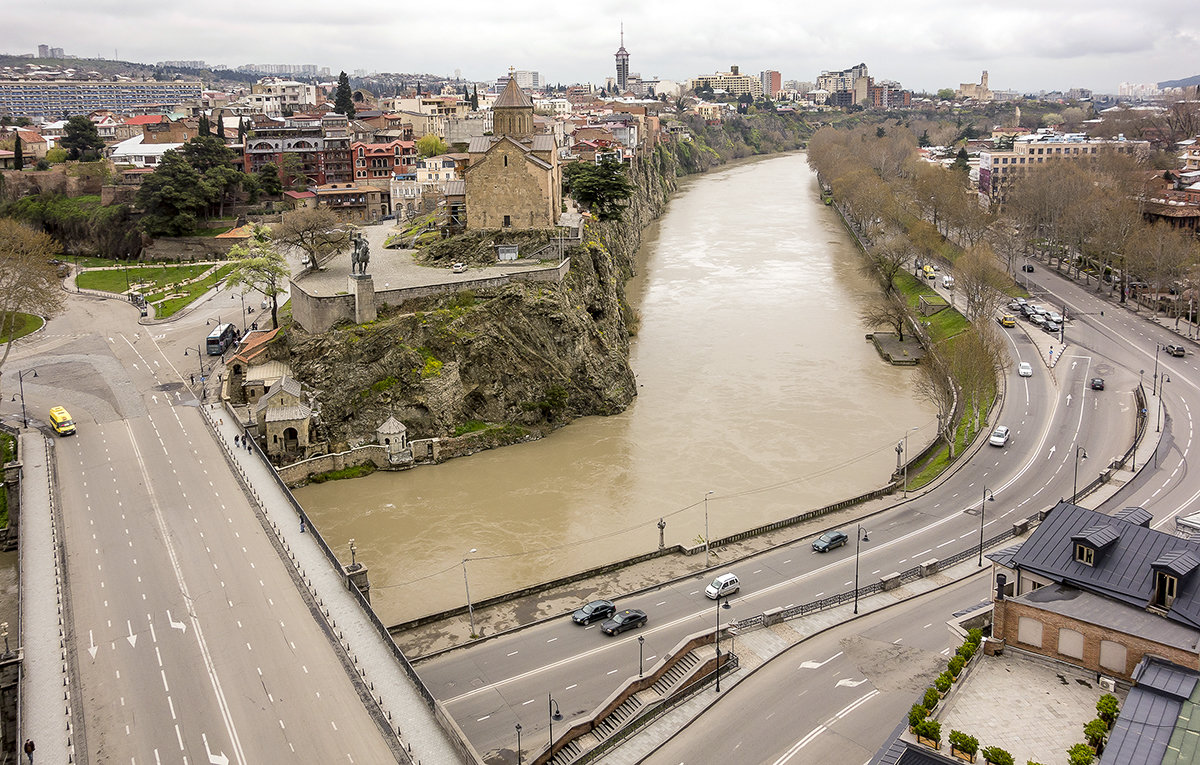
[18,432,76,764]
[203,405,462,764]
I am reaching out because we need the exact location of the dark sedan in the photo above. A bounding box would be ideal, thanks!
[812,530,849,552]
[572,599,616,625]
[1091,378,1105,390]
[601,609,647,635]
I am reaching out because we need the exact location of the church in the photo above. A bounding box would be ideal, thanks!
[464,76,563,231]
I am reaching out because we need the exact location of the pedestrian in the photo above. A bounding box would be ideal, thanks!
[246,439,252,453]
[189,374,194,385]
[235,434,241,447]
[23,738,33,764]
[300,518,306,533]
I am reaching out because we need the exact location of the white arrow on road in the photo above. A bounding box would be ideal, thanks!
[1072,361,1078,370]
[799,651,843,669]
[203,733,229,765]
[835,678,869,688]
[167,610,187,634]
[1066,393,1073,407]
[126,620,137,648]
[1047,445,1057,460]
[151,394,159,404]
[88,630,98,660]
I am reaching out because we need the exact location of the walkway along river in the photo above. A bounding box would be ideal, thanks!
[295,153,937,624]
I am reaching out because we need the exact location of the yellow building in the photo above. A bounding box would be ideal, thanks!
[979,131,1149,206]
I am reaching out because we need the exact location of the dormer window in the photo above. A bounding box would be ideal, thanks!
[1075,543,1095,566]
[1155,571,1179,609]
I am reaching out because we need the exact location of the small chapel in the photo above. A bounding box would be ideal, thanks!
[463,76,563,231]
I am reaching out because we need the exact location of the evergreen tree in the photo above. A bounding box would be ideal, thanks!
[237,118,247,143]
[471,85,479,111]
[13,134,22,171]
[334,71,356,119]
[198,113,211,137]
[216,113,226,139]
[61,116,105,161]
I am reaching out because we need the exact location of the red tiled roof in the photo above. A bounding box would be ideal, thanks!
[283,191,316,199]
[125,115,166,125]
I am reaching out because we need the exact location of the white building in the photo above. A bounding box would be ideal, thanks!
[109,134,183,167]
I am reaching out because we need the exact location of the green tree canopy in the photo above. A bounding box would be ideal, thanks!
[226,225,291,328]
[936,88,955,100]
[334,71,356,119]
[180,135,236,174]
[562,158,635,221]
[61,116,105,160]
[134,151,213,236]
[416,134,449,158]
[255,163,283,197]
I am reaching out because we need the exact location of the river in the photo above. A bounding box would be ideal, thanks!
[295,153,937,624]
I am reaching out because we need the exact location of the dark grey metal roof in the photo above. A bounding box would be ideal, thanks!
[987,544,1022,568]
[1153,549,1200,578]
[1135,656,1199,700]
[1073,524,1121,549]
[1103,658,1200,765]
[1113,506,1153,527]
[1009,502,1200,630]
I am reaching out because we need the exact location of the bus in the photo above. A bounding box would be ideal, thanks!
[206,323,238,355]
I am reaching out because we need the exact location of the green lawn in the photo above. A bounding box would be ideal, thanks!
[78,263,216,294]
[906,389,997,491]
[894,271,969,343]
[0,313,45,344]
[153,265,235,319]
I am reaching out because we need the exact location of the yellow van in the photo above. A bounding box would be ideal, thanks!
[923,265,936,280]
[49,406,76,436]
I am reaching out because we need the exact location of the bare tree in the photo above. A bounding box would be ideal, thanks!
[956,244,1010,322]
[272,208,351,273]
[860,294,910,341]
[914,352,957,458]
[861,234,912,294]
[0,219,63,397]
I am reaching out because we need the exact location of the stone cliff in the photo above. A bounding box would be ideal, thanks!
[285,148,678,452]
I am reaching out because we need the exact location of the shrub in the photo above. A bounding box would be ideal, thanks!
[1083,718,1108,748]
[949,730,978,757]
[948,655,965,676]
[981,747,1014,765]
[935,671,953,693]
[909,704,927,729]
[913,719,941,744]
[1096,693,1119,727]
[922,687,939,710]
[957,642,976,661]
[1067,743,1095,765]
[966,628,983,647]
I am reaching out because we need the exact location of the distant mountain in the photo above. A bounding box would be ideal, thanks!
[1158,74,1200,89]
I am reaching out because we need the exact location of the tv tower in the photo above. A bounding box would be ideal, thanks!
[614,23,630,92]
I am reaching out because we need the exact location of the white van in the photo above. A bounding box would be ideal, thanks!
[705,572,740,599]
[942,275,955,289]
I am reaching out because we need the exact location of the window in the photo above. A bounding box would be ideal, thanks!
[1058,628,1084,659]
[503,215,511,227]
[1074,543,1095,566]
[1154,571,1178,609]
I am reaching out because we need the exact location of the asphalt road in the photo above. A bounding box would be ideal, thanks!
[12,287,399,762]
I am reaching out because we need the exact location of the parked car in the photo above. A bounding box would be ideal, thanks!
[1090,378,1105,390]
[1018,362,1033,377]
[1020,304,1037,318]
[998,315,1016,328]
[942,275,955,289]
[989,426,1011,447]
[572,599,616,625]
[1030,314,1046,327]
[1166,344,1187,357]
[1022,264,1035,272]
[1007,300,1023,311]
[705,573,740,600]
[1043,320,1061,334]
[601,609,647,635]
[812,530,849,552]
[1047,311,1063,324]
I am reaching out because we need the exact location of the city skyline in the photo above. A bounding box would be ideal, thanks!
[8,0,1196,93]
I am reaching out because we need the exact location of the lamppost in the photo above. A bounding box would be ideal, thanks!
[1134,370,1144,470]
[1072,447,1088,504]
[1153,344,1163,395]
[1158,375,1171,433]
[548,694,562,751]
[902,425,919,497]
[348,538,357,567]
[703,490,714,568]
[978,489,996,567]
[714,596,730,692]
[638,635,645,677]
[853,525,869,614]
[15,369,36,427]
[515,723,522,764]
[462,548,479,637]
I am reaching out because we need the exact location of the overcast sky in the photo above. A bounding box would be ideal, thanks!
[10,0,1195,93]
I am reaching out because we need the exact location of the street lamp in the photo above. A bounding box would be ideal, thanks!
[15,369,36,427]
[978,489,996,567]
[1153,344,1162,395]
[903,425,919,497]
[462,548,478,637]
[703,490,714,568]
[515,723,522,764]
[714,596,730,692]
[1072,447,1088,504]
[548,694,562,751]
[638,635,645,678]
[1158,375,1171,433]
[853,526,869,614]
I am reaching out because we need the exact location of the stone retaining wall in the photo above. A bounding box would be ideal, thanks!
[141,237,240,263]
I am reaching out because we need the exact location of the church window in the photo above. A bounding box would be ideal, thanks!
[504,155,508,167]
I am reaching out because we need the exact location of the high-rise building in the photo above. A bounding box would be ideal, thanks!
[37,45,49,59]
[760,70,781,99]
[0,79,203,119]
[615,25,630,92]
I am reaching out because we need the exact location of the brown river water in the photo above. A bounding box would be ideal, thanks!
[295,153,937,624]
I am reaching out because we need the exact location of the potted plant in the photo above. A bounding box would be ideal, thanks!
[948,655,966,678]
[935,671,953,694]
[957,641,976,661]
[909,704,927,731]
[1067,742,1095,765]
[980,746,1014,765]
[1083,718,1108,752]
[923,687,940,711]
[949,730,978,762]
[913,719,941,750]
[1096,693,1119,729]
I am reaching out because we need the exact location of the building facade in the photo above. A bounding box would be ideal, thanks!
[760,70,782,99]
[689,66,764,98]
[979,130,1150,206]
[0,79,204,119]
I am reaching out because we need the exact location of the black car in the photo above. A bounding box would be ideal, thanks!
[601,609,647,635]
[1166,344,1187,357]
[1022,264,1035,272]
[1043,320,1061,334]
[812,530,849,552]
[572,599,616,625]
[1091,378,1105,390]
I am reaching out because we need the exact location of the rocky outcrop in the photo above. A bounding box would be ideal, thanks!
[285,149,677,449]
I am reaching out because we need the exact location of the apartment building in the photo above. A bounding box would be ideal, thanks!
[816,63,868,94]
[243,114,352,186]
[0,79,203,119]
[689,66,764,98]
[351,139,417,181]
[760,70,781,99]
[979,130,1150,206]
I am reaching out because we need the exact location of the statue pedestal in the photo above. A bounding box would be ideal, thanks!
[350,274,376,324]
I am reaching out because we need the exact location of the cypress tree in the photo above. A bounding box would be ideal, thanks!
[13,134,23,170]
[334,71,356,119]
[198,114,211,137]
[217,113,226,139]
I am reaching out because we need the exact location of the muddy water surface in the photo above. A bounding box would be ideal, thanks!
[296,153,937,624]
